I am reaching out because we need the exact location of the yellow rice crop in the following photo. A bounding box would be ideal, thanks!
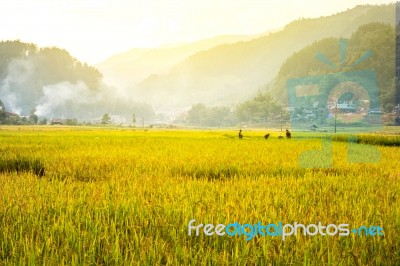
[0,126,399,265]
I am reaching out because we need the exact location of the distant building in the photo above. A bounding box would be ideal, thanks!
[51,118,63,125]
[328,102,357,113]
[5,112,19,118]
[337,103,357,113]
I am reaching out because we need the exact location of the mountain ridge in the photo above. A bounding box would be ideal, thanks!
[96,34,259,88]
[130,4,395,111]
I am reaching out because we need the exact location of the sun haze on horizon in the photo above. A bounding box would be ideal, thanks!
[0,0,394,64]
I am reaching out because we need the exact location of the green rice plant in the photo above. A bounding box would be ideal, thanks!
[172,165,240,179]
[0,156,44,177]
[333,134,400,146]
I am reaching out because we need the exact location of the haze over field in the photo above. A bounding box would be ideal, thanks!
[99,4,394,111]
[0,0,397,122]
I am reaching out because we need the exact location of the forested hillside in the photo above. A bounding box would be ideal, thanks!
[0,41,154,121]
[269,22,396,112]
[185,22,397,127]
[131,4,395,110]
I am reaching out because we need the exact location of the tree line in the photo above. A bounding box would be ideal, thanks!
[185,92,284,127]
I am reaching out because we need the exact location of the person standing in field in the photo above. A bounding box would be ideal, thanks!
[238,129,243,139]
[286,129,291,139]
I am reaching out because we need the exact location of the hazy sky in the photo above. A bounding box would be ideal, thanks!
[0,0,394,64]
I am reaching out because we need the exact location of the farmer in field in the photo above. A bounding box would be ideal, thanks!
[286,129,291,139]
[238,129,243,139]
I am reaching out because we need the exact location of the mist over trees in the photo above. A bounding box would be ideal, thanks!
[0,41,102,112]
[185,92,282,127]
[186,104,236,127]
[0,40,154,122]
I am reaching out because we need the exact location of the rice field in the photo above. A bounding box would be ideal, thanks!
[0,126,399,265]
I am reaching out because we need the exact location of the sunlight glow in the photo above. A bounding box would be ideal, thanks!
[0,0,394,63]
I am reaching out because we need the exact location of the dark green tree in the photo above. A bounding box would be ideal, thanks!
[187,104,208,125]
[39,118,48,125]
[186,104,237,126]
[0,99,6,124]
[236,92,281,122]
[29,114,39,125]
[64,118,78,126]
[101,114,111,124]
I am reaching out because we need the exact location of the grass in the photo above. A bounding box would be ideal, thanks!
[0,156,45,177]
[0,126,399,265]
[332,134,400,146]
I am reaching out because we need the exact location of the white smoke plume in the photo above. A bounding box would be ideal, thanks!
[34,81,93,117]
[0,58,34,114]
[0,56,154,120]
[0,88,20,115]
